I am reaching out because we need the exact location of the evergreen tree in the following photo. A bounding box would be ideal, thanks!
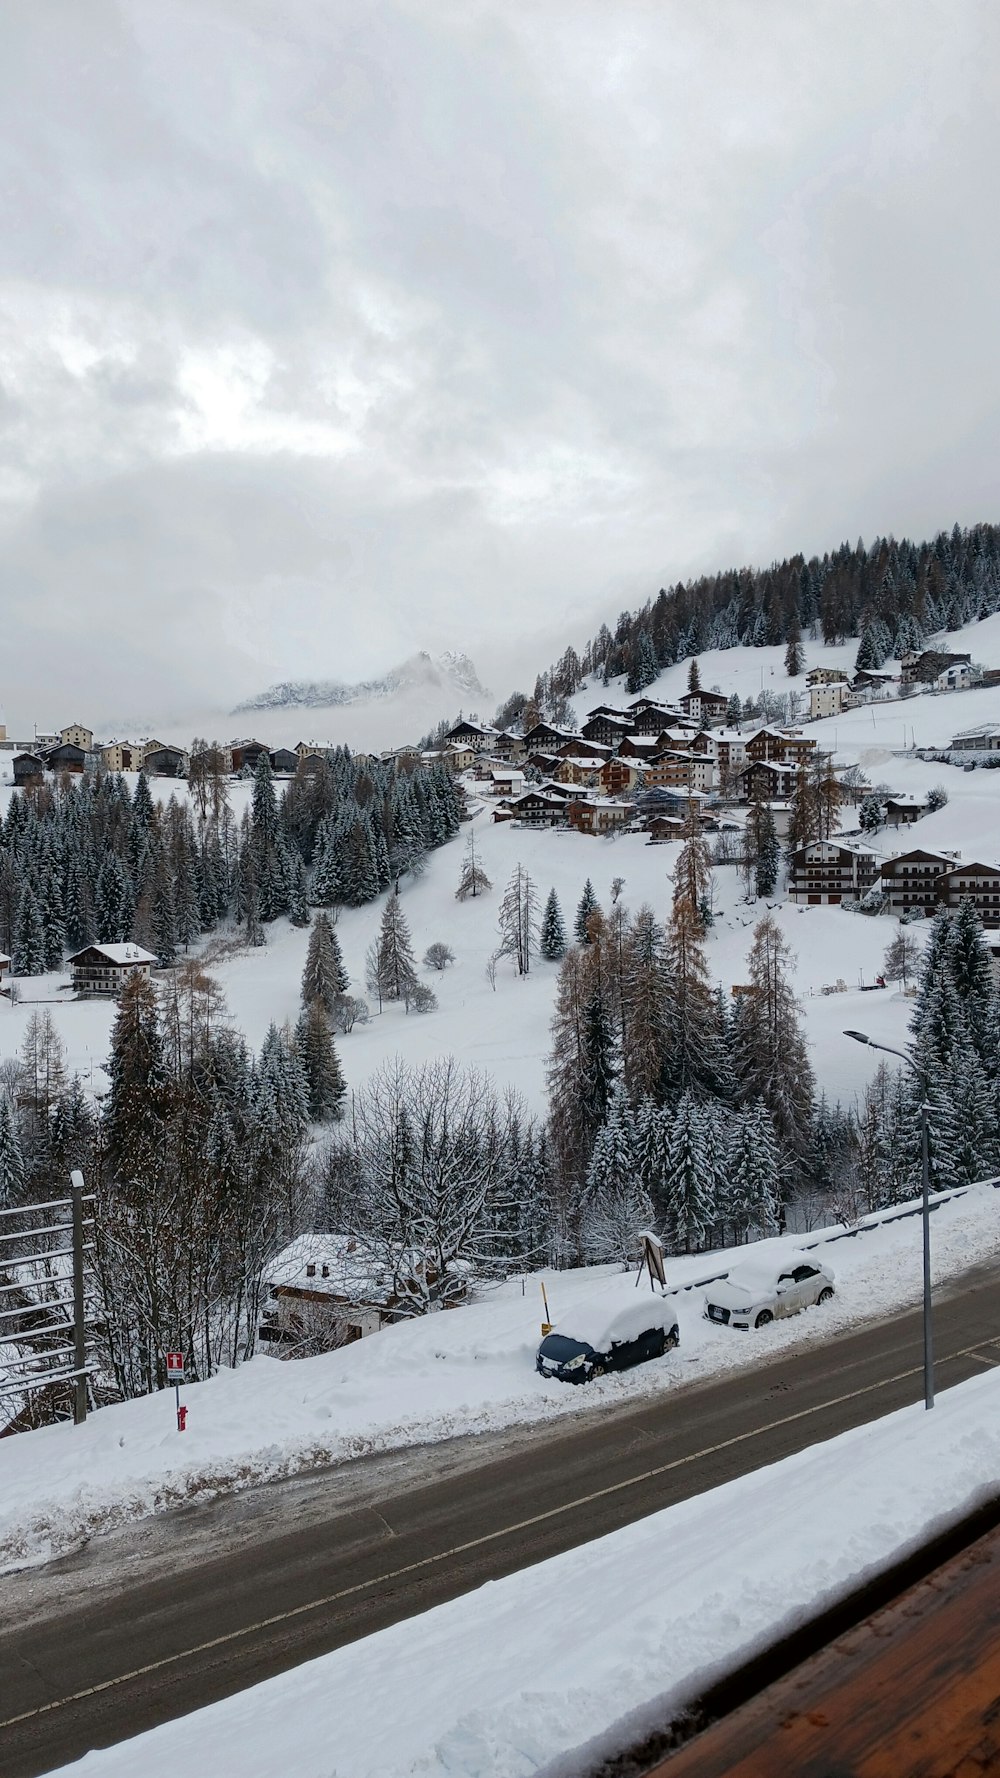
[103,972,169,1183]
[288,852,311,927]
[735,913,815,1165]
[858,793,883,835]
[301,911,349,1012]
[375,892,419,1003]
[574,878,599,944]
[539,887,567,961]
[661,1092,714,1252]
[0,1093,25,1206]
[622,906,670,1104]
[687,658,701,694]
[724,1102,781,1240]
[12,880,46,976]
[295,1000,347,1123]
[784,621,804,677]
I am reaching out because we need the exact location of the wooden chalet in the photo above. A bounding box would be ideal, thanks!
[444,720,497,752]
[787,840,879,905]
[935,861,1000,926]
[12,753,45,787]
[879,850,956,916]
[45,742,86,774]
[505,789,568,827]
[565,798,632,836]
[678,688,729,725]
[230,739,269,773]
[143,745,186,777]
[269,748,299,775]
[746,728,816,766]
[739,759,797,801]
[581,711,633,747]
[883,797,928,827]
[68,943,158,998]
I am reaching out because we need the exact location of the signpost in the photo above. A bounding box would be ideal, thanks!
[165,1351,185,1430]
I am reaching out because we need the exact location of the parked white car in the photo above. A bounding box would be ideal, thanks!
[704,1255,835,1331]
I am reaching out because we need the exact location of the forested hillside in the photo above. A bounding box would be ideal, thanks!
[493,522,1000,728]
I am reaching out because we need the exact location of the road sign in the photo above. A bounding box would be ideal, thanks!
[165,1352,184,1382]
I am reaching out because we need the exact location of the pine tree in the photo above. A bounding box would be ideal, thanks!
[724,1102,781,1240]
[539,888,567,961]
[735,913,815,1164]
[621,906,670,1103]
[858,793,883,835]
[103,972,169,1183]
[581,987,617,1136]
[661,1092,714,1253]
[375,892,419,1003]
[288,852,311,927]
[662,894,726,1106]
[784,622,804,677]
[295,1000,347,1123]
[0,1093,25,1207]
[755,801,779,898]
[687,658,701,694]
[574,878,599,944]
[12,880,46,976]
[301,911,349,1012]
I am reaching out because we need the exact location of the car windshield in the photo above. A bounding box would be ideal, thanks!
[539,1333,592,1361]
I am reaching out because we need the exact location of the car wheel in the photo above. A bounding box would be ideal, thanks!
[755,1310,774,1329]
[591,1361,606,1379]
[666,1325,680,1350]
[818,1286,834,1304]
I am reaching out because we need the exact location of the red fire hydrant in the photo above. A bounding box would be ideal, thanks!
[177,1403,188,1433]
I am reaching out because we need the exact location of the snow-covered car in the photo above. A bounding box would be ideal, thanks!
[536,1296,680,1384]
[703,1256,835,1331]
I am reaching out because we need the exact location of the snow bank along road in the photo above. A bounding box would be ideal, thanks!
[4,1258,1000,1778]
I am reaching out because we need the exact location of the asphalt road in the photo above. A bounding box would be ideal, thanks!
[4,1259,1000,1778]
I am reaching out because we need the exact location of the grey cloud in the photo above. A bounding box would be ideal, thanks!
[0,0,997,731]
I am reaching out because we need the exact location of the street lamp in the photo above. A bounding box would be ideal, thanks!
[844,1030,934,1409]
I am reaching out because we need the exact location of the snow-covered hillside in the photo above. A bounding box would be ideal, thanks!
[9,618,1000,1121]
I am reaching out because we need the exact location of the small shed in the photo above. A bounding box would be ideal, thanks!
[143,746,186,777]
[45,742,86,774]
[12,753,45,787]
[68,943,158,997]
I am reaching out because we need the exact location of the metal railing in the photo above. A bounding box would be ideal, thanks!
[0,1171,95,1424]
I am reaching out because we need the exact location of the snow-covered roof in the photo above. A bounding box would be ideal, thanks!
[69,943,158,965]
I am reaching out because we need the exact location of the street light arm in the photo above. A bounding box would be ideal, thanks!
[843,1030,918,1075]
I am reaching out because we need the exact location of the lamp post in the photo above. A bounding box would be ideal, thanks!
[844,1030,933,1409]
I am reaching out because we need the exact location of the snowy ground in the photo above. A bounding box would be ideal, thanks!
[2,1176,998,1573]
[44,1361,1000,1778]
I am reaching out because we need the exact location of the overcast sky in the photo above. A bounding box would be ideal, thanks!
[2,0,998,730]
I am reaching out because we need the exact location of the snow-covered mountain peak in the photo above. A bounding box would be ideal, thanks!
[232,651,488,715]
